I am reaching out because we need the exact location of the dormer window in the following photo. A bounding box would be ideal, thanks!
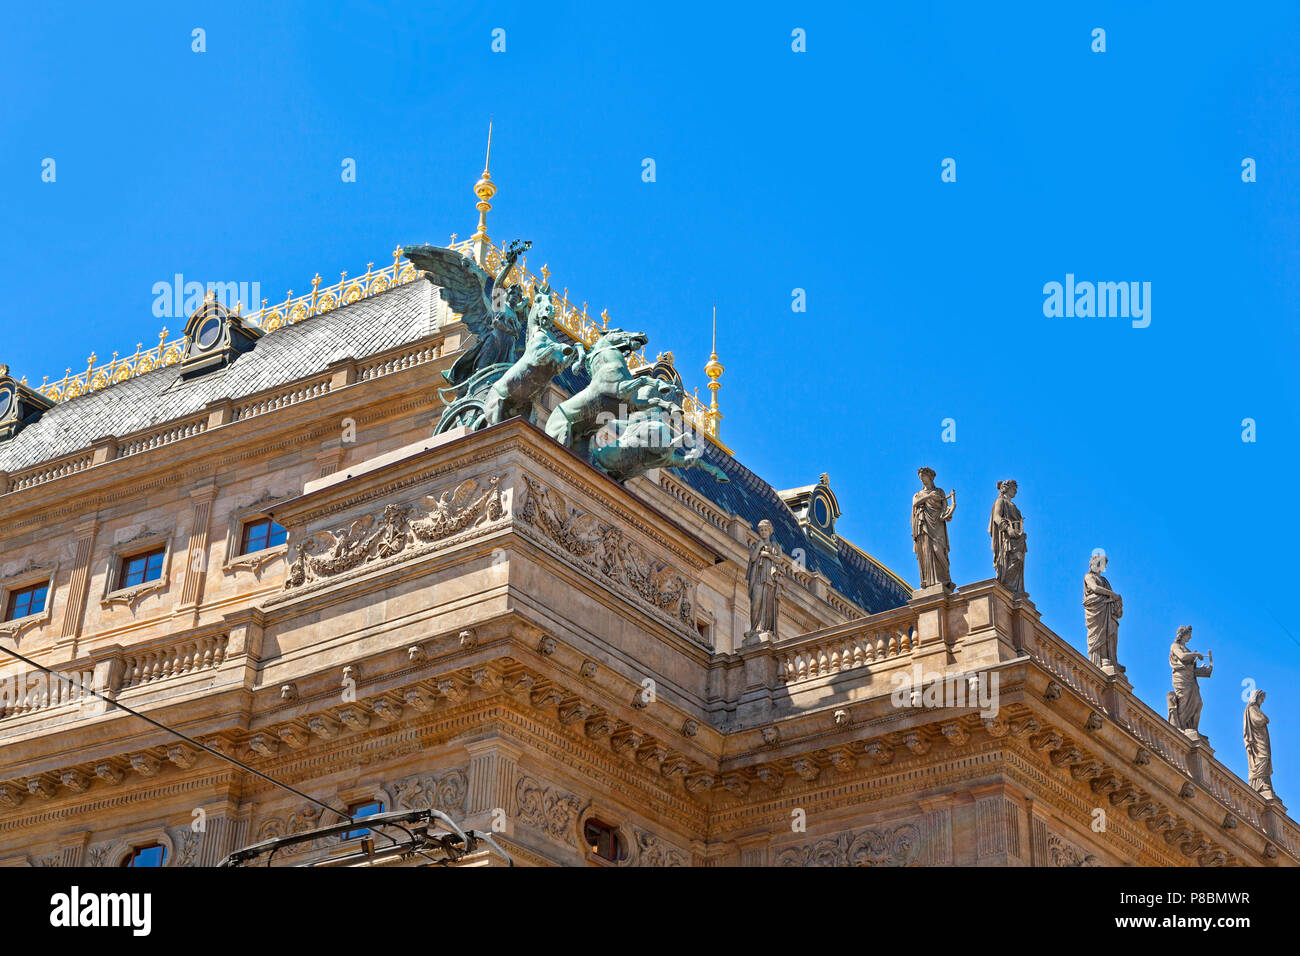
[0,365,55,441]
[178,292,263,381]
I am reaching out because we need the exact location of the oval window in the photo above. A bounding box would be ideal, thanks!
[0,387,12,420]
[813,496,830,526]
[197,316,222,349]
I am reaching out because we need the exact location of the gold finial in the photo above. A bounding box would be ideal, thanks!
[600,308,609,328]
[704,303,724,427]
[471,120,497,264]
[540,263,550,285]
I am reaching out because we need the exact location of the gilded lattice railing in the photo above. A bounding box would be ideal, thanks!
[31,239,723,446]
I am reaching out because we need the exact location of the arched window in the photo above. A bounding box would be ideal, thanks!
[120,843,168,867]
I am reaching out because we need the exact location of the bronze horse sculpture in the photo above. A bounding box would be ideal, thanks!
[544,328,678,459]
[479,285,577,428]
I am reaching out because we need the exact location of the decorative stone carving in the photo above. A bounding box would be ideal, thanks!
[537,635,557,655]
[660,757,690,780]
[903,732,930,756]
[86,844,110,867]
[632,827,688,867]
[827,748,857,773]
[982,716,1010,738]
[610,729,644,755]
[761,726,780,746]
[515,775,581,846]
[685,772,715,793]
[1243,689,1275,799]
[0,784,25,809]
[754,765,784,790]
[1134,748,1151,766]
[579,659,598,679]
[284,475,504,590]
[1179,782,1196,799]
[791,758,819,782]
[458,628,478,649]
[680,719,699,738]
[130,754,161,777]
[1046,833,1100,867]
[519,475,694,626]
[25,777,55,800]
[745,519,782,643]
[159,745,193,769]
[864,741,895,765]
[247,734,279,758]
[833,708,850,727]
[254,806,326,858]
[1083,552,1123,671]
[337,707,371,730]
[776,823,921,867]
[585,715,615,739]
[1169,626,1212,734]
[556,700,591,726]
[1085,712,1103,732]
[370,698,404,723]
[60,770,90,793]
[721,772,749,797]
[389,768,469,814]
[1043,681,1062,702]
[940,722,970,747]
[406,645,425,663]
[280,682,299,701]
[95,763,123,786]
[403,687,433,712]
[912,467,955,591]
[307,715,340,739]
[279,726,309,749]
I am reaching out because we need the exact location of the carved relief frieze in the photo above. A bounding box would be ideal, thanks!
[774,823,921,867]
[632,827,688,867]
[517,475,696,631]
[515,774,583,846]
[386,768,469,814]
[1046,832,1101,867]
[282,474,505,592]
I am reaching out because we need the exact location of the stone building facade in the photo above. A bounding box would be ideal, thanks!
[0,233,1294,868]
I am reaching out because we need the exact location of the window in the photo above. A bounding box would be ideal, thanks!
[240,518,287,555]
[583,818,625,862]
[344,800,384,840]
[120,843,167,867]
[5,583,47,621]
[120,548,166,589]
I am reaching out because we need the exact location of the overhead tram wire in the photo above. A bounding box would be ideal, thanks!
[0,641,399,847]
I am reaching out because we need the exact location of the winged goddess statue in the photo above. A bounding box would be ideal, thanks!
[402,239,532,388]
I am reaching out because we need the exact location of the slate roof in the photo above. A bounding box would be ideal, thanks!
[0,278,437,473]
[3,281,909,614]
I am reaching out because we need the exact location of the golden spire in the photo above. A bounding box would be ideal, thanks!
[704,303,724,431]
[471,120,497,265]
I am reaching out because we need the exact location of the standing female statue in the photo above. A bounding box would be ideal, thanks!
[912,467,955,590]
[1082,552,1122,670]
[1168,625,1212,733]
[1243,690,1276,799]
[988,479,1027,594]
[745,519,781,643]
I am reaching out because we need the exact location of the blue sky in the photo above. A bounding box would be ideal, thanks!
[3,2,1298,804]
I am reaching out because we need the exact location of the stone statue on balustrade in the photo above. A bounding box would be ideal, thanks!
[745,519,782,644]
[988,479,1026,595]
[1168,625,1212,736]
[1082,551,1123,672]
[1243,690,1276,800]
[912,467,955,593]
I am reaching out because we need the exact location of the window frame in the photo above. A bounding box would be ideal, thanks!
[239,516,288,557]
[101,529,173,609]
[119,842,169,868]
[222,493,292,577]
[0,561,58,640]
